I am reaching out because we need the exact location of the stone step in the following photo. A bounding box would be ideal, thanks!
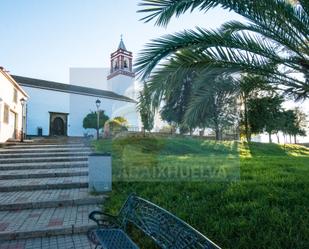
[0,176,88,192]
[0,188,105,211]
[0,168,88,180]
[0,156,88,164]
[0,234,95,249]
[5,143,87,149]
[0,147,92,154]
[0,151,91,159]
[0,204,98,240]
[0,161,88,171]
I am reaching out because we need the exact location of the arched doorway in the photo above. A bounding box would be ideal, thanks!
[52,117,64,135]
[49,112,68,136]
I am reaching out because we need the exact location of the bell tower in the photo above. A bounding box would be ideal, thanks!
[107,36,135,81]
[107,36,135,97]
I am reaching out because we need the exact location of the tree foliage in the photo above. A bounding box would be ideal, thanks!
[247,96,307,143]
[137,0,309,99]
[138,83,154,132]
[185,76,239,139]
[239,74,275,141]
[248,95,284,142]
[108,116,128,134]
[284,107,308,142]
[82,110,109,130]
[160,75,193,133]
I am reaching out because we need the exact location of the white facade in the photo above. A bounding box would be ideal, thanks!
[17,78,138,137]
[69,68,109,90]
[10,39,141,137]
[68,70,141,130]
[0,68,28,143]
[22,86,70,136]
[69,93,125,137]
[107,74,134,97]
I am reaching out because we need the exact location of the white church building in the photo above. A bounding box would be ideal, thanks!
[11,38,140,138]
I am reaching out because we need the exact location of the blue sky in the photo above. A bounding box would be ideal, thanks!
[0,0,242,83]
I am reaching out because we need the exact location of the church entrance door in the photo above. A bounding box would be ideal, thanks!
[49,112,68,136]
[53,117,64,135]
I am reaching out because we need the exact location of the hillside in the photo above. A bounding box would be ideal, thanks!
[93,136,309,249]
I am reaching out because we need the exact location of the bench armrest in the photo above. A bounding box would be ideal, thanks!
[89,211,119,228]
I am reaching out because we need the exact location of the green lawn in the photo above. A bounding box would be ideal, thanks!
[93,136,309,249]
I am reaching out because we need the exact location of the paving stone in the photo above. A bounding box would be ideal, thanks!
[0,168,88,180]
[0,204,98,240]
[0,188,105,211]
[0,147,92,154]
[0,161,88,171]
[0,176,89,192]
[0,156,88,164]
[0,152,91,159]
[0,234,95,249]
[5,144,86,149]
[0,140,101,247]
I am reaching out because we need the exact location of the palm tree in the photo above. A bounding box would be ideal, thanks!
[141,47,241,138]
[136,0,309,100]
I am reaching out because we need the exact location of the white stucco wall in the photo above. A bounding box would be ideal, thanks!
[69,68,109,90]
[22,86,70,136]
[111,102,140,128]
[69,94,116,137]
[0,71,28,143]
[107,74,134,97]
[70,68,141,131]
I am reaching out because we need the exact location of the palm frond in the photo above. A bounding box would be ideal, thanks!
[135,28,280,79]
[137,0,309,99]
[138,0,207,26]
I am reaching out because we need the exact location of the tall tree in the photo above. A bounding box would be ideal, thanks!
[160,75,193,133]
[137,0,309,100]
[238,74,274,142]
[291,107,308,143]
[138,83,154,134]
[83,111,109,135]
[185,76,239,140]
[248,95,284,143]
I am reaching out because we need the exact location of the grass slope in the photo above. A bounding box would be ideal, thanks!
[93,136,309,249]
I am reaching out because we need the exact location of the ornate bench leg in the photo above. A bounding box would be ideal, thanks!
[87,228,101,249]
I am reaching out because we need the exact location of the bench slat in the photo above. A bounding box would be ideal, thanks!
[95,229,139,249]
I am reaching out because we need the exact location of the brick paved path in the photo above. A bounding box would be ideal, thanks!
[0,139,103,248]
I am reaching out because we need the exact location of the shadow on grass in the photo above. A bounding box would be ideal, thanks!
[245,142,289,157]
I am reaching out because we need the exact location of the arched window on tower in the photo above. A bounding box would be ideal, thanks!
[114,61,118,70]
[124,60,128,69]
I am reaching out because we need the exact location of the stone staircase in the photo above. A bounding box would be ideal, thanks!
[0,139,103,248]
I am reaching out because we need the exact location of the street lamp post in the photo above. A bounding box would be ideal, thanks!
[95,99,101,140]
[20,98,26,142]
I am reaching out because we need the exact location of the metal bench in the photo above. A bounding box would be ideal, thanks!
[87,194,221,249]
